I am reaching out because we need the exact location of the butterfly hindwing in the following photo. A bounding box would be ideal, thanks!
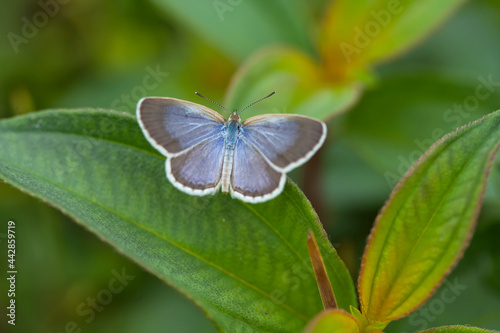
[137,97,226,156]
[230,139,285,203]
[167,136,225,195]
[241,114,327,171]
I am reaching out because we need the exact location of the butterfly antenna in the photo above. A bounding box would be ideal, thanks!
[238,91,276,114]
[195,92,230,114]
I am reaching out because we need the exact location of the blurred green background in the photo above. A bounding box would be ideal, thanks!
[1,0,500,332]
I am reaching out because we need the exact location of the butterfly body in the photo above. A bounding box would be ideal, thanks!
[220,113,241,193]
[137,96,327,203]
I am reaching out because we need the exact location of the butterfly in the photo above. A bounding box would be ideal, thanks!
[136,92,327,203]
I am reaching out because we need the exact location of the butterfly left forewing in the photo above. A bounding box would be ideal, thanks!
[137,97,226,157]
[241,114,327,172]
[137,97,227,196]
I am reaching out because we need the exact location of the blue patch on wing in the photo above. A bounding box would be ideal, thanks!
[163,106,225,152]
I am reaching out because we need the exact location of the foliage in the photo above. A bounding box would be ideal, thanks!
[1,0,499,332]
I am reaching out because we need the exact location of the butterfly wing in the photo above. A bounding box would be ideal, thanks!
[137,97,226,156]
[230,139,286,203]
[241,114,327,172]
[167,136,225,195]
[137,97,226,195]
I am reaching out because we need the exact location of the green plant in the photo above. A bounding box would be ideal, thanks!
[1,100,499,333]
[304,110,500,332]
[1,0,499,332]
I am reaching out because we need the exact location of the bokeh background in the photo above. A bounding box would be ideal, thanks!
[1,0,500,332]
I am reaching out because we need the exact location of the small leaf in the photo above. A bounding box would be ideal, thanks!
[358,110,500,323]
[225,46,361,121]
[0,109,357,332]
[417,326,500,333]
[304,309,359,333]
[319,0,467,81]
[349,306,388,333]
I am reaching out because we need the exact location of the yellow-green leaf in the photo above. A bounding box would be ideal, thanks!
[304,309,359,333]
[319,0,467,81]
[359,110,500,323]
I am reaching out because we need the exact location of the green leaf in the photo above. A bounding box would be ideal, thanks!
[0,109,357,332]
[417,326,500,333]
[358,110,500,323]
[304,309,359,333]
[149,0,315,61]
[319,0,467,80]
[224,46,361,121]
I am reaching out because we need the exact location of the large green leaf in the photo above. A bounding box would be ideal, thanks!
[0,109,357,332]
[358,110,500,323]
[149,0,315,61]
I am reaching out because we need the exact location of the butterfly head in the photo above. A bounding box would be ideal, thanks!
[229,112,241,123]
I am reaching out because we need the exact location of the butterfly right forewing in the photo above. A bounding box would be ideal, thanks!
[241,114,326,172]
[229,114,326,202]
